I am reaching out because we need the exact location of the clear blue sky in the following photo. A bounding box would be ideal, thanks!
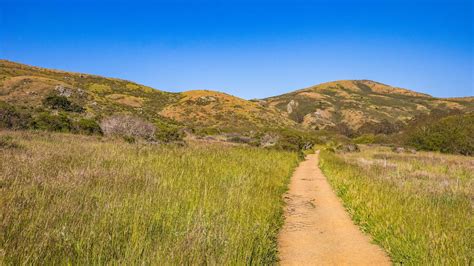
[1,0,472,99]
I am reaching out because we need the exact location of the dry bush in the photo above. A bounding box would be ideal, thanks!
[100,115,156,141]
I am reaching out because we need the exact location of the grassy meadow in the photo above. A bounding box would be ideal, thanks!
[320,145,473,264]
[0,131,300,264]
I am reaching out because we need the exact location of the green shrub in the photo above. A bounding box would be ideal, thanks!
[74,118,102,135]
[31,112,73,132]
[155,123,185,142]
[0,101,32,129]
[354,134,376,144]
[405,114,473,155]
[271,128,321,155]
[43,95,84,112]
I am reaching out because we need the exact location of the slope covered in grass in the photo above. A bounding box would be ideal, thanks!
[319,146,473,264]
[160,90,296,131]
[0,131,300,264]
[0,59,180,123]
[0,60,298,133]
[263,80,474,133]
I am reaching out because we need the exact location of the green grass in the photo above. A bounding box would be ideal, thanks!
[319,146,473,264]
[0,131,300,264]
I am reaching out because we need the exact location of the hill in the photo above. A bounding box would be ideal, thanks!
[160,90,296,131]
[262,80,473,134]
[0,60,180,123]
[0,60,296,134]
[1,60,473,139]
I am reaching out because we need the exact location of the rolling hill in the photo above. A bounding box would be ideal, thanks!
[262,80,473,133]
[160,90,296,130]
[0,60,180,124]
[1,59,473,137]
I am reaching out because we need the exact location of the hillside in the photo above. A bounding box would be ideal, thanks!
[160,90,296,131]
[262,80,473,133]
[1,60,473,138]
[0,60,295,133]
[0,60,180,124]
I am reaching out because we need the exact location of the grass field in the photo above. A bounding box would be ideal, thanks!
[320,145,473,264]
[0,131,299,264]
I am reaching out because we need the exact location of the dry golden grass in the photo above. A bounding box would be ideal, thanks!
[106,94,144,107]
[160,90,296,129]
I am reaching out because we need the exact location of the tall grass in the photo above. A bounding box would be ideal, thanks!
[0,131,299,264]
[320,146,473,264]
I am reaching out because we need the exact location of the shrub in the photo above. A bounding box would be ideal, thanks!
[358,119,401,135]
[354,134,376,144]
[31,112,73,132]
[0,101,32,129]
[155,123,185,142]
[405,113,474,155]
[100,115,156,141]
[336,143,360,153]
[332,123,356,138]
[43,95,84,112]
[74,118,102,135]
[271,128,320,154]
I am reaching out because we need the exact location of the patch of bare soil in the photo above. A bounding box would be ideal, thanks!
[278,153,390,265]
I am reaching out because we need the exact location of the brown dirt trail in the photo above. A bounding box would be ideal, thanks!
[278,152,391,265]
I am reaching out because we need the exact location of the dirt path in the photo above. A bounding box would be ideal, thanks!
[278,152,391,265]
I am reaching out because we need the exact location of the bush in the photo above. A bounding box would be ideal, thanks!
[331,123,356,138]
[354,134,376,144]
[270,129,321,154]
[74,118,102,135]
[155,123,185,142]
[31,112,73,132]
[358,119,401,135]
[336,143,360,153]
[405,114,474,155]
[100,115,156,141]
[0,101,32,129]
[43,95,84,112]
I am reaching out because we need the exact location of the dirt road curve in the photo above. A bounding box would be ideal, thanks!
[278,152,391,266]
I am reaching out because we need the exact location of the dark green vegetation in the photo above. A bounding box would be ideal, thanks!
[320,146,473,265]
[0,131,300,264]
[405,113,474,155]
